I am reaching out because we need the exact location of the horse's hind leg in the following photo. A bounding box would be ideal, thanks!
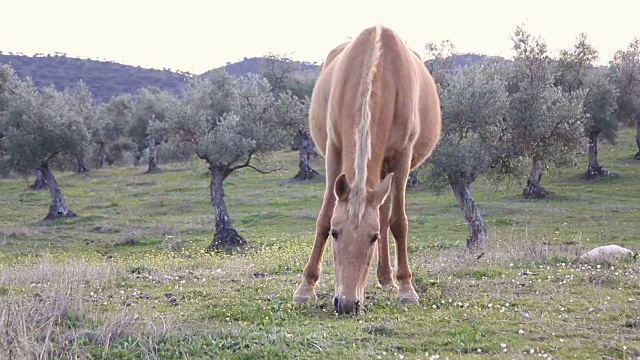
[388,152,419,304]
[293,144,341,303]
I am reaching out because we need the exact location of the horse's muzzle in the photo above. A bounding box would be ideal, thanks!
[334,296,360,315]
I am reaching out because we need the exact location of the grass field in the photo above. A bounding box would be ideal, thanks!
[1,129,639,359]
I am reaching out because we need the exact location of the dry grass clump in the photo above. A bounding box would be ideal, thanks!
[0,257,177,358]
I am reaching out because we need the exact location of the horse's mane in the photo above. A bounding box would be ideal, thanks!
[349,24,382,220]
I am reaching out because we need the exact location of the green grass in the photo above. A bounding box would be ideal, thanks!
[1,129,639,359]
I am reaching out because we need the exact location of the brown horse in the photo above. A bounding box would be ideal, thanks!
[293,25,442,315]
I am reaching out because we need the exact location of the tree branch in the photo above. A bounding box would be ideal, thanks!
[244,164,283,174]
[229,152,283,174]
[45,151,60,164]
[196,152,209,162]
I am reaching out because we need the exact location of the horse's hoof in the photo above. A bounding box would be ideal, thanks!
[293,293,315,303]
[379,281,399,292]
[293,286,317,304]
[396,291,419,305]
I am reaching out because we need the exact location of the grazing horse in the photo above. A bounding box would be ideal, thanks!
[293,25,442,315]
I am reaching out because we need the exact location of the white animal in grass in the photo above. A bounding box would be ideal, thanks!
[580,245,635,261]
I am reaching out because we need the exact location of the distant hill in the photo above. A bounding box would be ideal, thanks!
[0,52,192,103]
[205,57,320,78]
[448,53,504,67]
[210,54,500,78]
[0,51,497,103]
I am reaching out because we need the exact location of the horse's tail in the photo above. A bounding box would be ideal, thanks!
[350,24,383,219]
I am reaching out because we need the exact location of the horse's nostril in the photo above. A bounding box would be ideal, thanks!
[333,297,361,315]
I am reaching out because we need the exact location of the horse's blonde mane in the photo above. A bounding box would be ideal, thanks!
[349,24,383,220]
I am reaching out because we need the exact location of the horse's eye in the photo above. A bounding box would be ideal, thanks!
[330,229,339,240]
[370,233,379,244]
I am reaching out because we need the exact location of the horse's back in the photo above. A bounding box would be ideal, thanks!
[374,28,441,168]
[409,50,441,169]
[309,26,441,169]
[308,42,349,157]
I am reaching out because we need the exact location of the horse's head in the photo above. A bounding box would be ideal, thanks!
[330,172,393,315]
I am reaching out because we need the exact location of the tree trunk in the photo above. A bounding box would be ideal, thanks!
[76,156,90,173]
[207,166,246,250]
[451,179,487,248]
[146,137,160,173]
[407,171,420,188]
[95,142,105,169]
[29,169,48,190]
[39,162,77,221]
[523,155,549,199]
[635,117,640,160]
[293,131,320,181]
[585,132,609,180]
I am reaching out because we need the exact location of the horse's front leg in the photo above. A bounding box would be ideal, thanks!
[389,153,419,304]
[293,145,341,303]
[377,189,397,291]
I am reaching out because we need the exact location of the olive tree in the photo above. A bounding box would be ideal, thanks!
[411,40,459,188]
[556,33,619,179]
[424,39,457,89]
[508,26,586,198]
[555,33,598,95]
[64,81,96,173]
[1,80,89,220]
[130,87,178,173]
[260,54,319,181]
[0,65,20,174]
[156,72,298,249]
[94,94,136,168]
[281,95,314,181]
[427,63,511,248]
[0,65,14,113]
[581,72,619,179]
[609,38,640,159]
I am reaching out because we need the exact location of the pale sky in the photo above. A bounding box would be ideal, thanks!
[2,0,639,74]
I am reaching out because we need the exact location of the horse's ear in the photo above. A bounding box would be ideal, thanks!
[373,173,394,205]
[334,173,350,201]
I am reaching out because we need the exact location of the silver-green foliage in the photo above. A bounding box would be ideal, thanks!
[0,65,17,114]
[130,87,178,149]
[427,62,510,193]
[508,27,586,166]
[583,71,619,142]
[609,38,640,125]
[555,33,619,143]
[64,81,97,159]
[555,33,599,96]
[158,72,306,169]
[95,94,135,144]
[1,78,90,173]
[0,65,19,167]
